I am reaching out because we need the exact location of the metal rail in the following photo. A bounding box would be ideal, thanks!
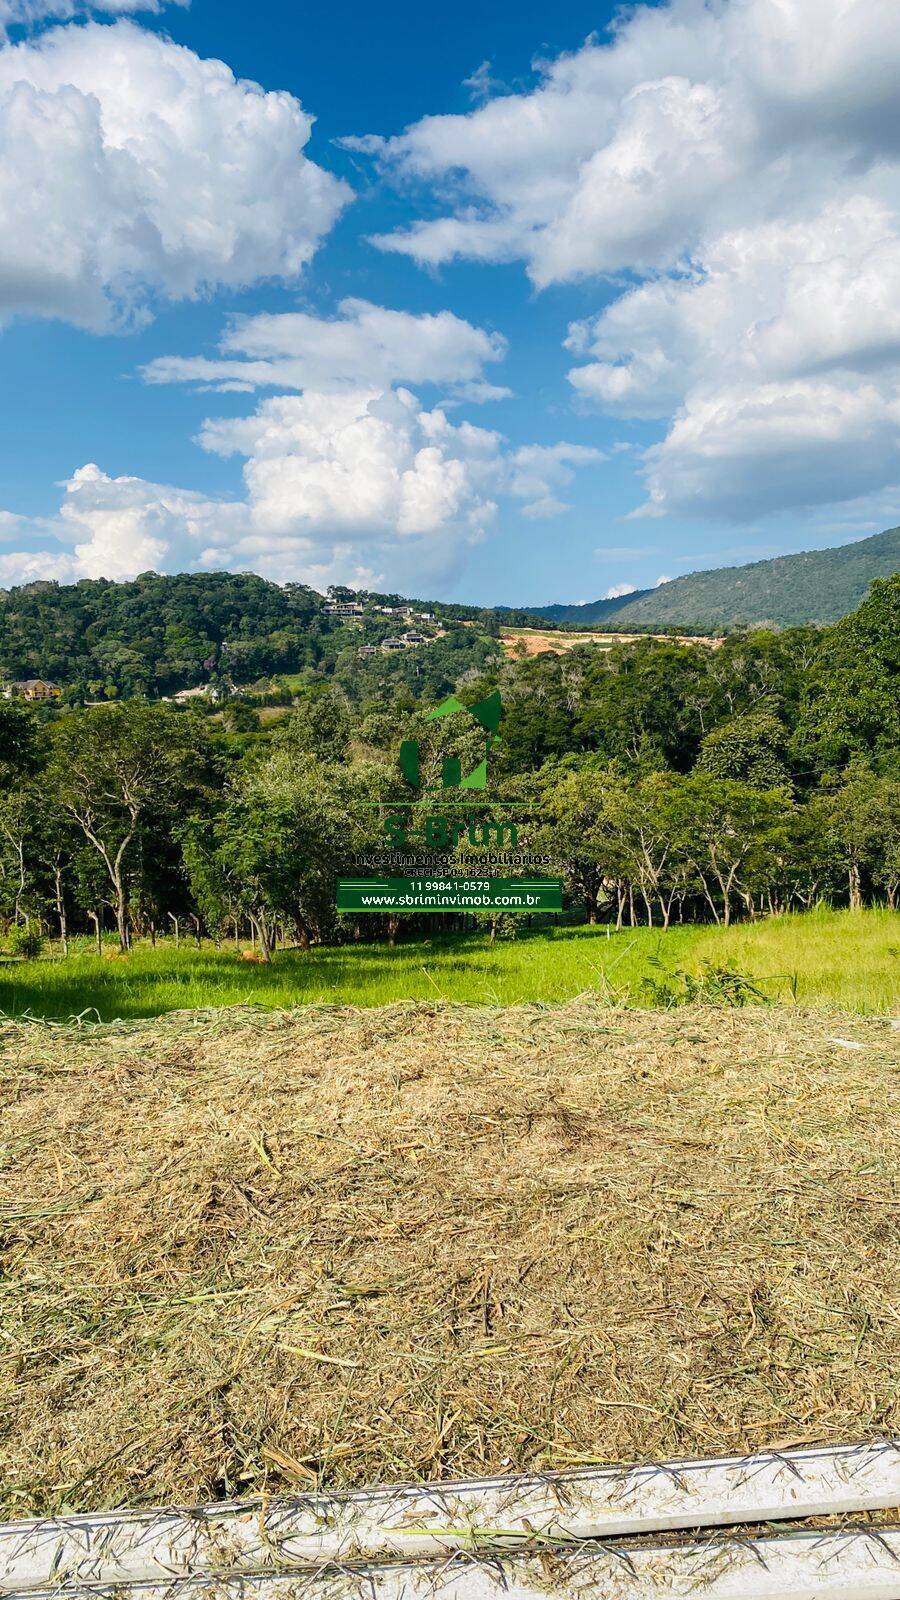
[6,1530,900,1600]
[3,1441,899,1594]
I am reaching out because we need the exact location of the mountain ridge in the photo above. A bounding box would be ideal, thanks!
[530,527,900,630]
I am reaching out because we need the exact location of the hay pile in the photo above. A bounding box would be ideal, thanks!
[1,1001,898,1519]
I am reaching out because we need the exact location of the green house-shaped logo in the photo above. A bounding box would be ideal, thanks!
[399,690,502,791]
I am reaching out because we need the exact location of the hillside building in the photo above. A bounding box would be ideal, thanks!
[3,679,62,702]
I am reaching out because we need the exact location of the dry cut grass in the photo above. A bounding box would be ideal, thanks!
[1,1000,898,1520]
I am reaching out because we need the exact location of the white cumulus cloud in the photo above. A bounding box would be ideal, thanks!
[0,399,601,591]
[0,19,350,329]
[566,202,900,419]
[103,301,587,584]
[358,0,900,286]
[198,388,502,554]
[636,380,900,522]
[0,0,184,39]
[351,0,900,525]
[141,299,507,396]
[58,462,249,578]
[570,199,900,519]
[506,442,604,517]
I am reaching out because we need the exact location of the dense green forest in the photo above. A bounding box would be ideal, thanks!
[0,570,543,699]
[1,577,897,955]
[536,526,900,629]
[0,572,325,695]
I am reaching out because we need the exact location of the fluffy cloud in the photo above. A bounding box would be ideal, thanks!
[101,301,587,585]
[197,389,597,581]
[198,389,502,557]
[0,550,79,584]
[0,510,34,541]
[142,299,507,396]
[58,462,252,577]
[0,462,247,585]
[567,203,900,418]
[0,399,600,590]
[571,200,900,519]
[506,443,603,518]
[0,0,183,37]
[358,0,900,286]
[352,0,900,523]
[636,380,900,522]
[0,19,349,328]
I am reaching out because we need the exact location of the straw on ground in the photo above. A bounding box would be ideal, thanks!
[0,999,897,1519]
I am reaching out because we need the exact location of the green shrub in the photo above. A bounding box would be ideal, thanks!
[640,955,769,1007]
[7,924,44,960]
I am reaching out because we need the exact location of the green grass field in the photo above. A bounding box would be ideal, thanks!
[0,907,895,1021]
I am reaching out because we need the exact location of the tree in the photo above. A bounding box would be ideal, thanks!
[796,576,900,772]
[0,571,327,698]
[48,704,204,951]
[273,687,352,762]
[181,817,243,944]
[222,701,261,734]
[621,772,695,928]
[540,763,629,924]
[41,809,81,954]
[697,707,790,791]
[0,784,45,929]
[809,765,900,910]
[876,835,900,911]
[186,753,369,960]
[681,775,791,925]
[0,699,40,786]
[575,639,716,771]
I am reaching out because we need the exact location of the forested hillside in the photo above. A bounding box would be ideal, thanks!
[0,571,329,696]
[0,572,509,700]
[538,527,900,629]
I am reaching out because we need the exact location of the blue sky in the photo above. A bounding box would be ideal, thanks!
[0,0,898,604]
